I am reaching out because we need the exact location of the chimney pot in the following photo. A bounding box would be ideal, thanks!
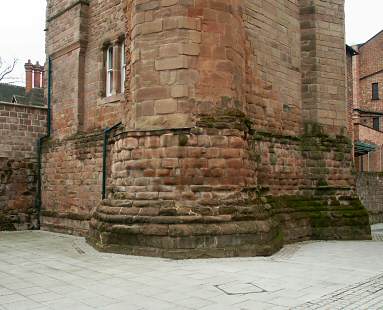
[33,63,42,89]
[25,61,33,93]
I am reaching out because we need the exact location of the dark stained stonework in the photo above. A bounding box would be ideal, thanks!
[0,101,47,231]
[0,158,39,231]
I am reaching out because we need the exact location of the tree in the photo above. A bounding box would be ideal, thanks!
[0,57,17,83]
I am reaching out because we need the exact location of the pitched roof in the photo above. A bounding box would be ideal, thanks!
[358,29,383,49]
[0,83,44,106]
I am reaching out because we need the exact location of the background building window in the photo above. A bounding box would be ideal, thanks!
[106,46,114,97]
[373,117,380,131]
[121,42,126,93]
[372,82,379,100]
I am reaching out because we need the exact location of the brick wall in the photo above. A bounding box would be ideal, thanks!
[355,123,383,145]
[355,31,383,116]
[351,31,383,174]
[0,102,47,230]
[357,172,383,224]
[354,124,383,172]
[347,52,354,137]
[359,73,383,115]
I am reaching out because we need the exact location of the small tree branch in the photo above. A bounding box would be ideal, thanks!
[0,58,17,82]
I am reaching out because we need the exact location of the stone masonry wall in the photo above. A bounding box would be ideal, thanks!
[43,0,127,235]
[44,0,371,258]
[0,102,47,230]
[46,0,89,139]
[83,0,127,131]
[244,1,302,136]
[357,173,383,224]
[46,0,126,138]
[300,0,348,135]
[131,0,302,135]
[41,132,104,236]
[88,116,368,258]
[130,0,202,130]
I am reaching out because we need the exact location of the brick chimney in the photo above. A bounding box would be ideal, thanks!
[33,62,43,88]
[25,60,33,93]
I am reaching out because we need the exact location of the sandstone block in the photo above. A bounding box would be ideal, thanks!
[155,56,189,71]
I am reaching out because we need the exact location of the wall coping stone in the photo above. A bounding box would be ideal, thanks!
[0,101,47,110]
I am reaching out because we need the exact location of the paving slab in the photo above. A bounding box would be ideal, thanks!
[0,229,383,309]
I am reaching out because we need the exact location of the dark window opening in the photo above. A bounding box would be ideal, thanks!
[373,117,380,131]
[372,83,379,100]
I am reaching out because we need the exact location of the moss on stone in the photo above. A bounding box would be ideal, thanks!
[179,134,188,146]
[0,214,16,231]
[270,154,277,165]
[316,179,328,187]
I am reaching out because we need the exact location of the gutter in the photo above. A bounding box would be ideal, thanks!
[102,122,122,200]
[35,57,52,230]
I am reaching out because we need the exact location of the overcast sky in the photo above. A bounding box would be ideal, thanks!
[0,0,382,85]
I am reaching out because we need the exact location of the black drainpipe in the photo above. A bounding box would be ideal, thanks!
[102,122,122,199]
[35,57,52,230]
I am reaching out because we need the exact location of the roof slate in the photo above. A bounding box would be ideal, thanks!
[0,83,44,106]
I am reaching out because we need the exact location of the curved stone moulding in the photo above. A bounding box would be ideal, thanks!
[87,193,371,259]
[88,198,283,259]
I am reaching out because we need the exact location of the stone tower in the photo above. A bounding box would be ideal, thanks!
[43,0,371,258]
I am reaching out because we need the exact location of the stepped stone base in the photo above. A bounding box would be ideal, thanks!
[87,194,371,259]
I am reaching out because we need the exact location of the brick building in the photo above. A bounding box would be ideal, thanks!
[39,0,371,258]
[347,31,383,224]
[348,31,383,172]
[0,61,47,230]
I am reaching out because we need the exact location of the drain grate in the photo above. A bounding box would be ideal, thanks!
[215,282,267,295]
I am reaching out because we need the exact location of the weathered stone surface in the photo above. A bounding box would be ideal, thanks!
[357,173,383,224]
[41,0,371,258]
[86,124,370,259]
[0,102,47,231]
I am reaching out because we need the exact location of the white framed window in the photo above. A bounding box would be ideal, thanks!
[121,42,126,93]
[106,46,114,97]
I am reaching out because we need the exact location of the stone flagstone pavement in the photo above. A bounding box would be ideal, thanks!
[0,225,383,309]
